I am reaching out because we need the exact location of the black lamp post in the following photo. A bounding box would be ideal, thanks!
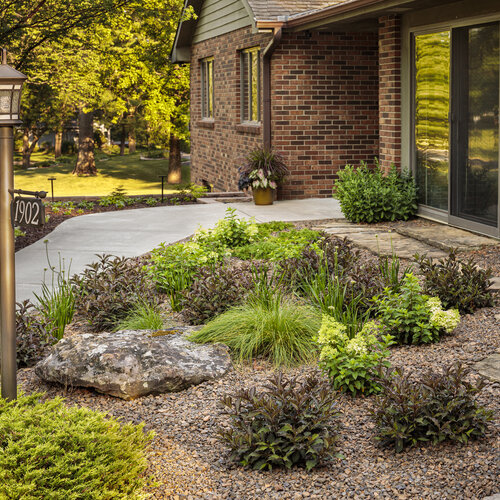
[0,48,27,401]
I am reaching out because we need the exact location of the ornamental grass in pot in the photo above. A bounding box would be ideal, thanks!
[238,148,289,205]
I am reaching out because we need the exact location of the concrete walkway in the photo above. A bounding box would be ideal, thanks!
[15,198,343,302]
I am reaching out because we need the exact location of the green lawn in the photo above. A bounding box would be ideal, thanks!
[14,151,190,197]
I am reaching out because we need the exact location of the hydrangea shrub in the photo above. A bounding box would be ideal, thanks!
[316,316,393,395]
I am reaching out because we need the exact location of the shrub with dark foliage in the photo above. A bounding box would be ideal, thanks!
[72,254,158,331]
[415,250,494,314]
[372,363,493,452]
[16,300,55,367]
[180,262,254,325]
[219,373,341,471]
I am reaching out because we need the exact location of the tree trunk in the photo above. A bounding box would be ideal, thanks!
[22,129,30,169]
[54,131,63,158]
[168,133,182,184]
[128,129,136,153]
[120,123,126,156]
[73,108,96,176]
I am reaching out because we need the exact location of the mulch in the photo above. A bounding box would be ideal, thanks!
[13,215,500,499]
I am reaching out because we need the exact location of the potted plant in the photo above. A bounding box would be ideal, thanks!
[238,148,289,205]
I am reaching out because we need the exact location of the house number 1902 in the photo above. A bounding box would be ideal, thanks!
[12,197,45,227]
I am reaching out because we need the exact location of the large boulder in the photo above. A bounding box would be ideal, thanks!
[35,328,232,400]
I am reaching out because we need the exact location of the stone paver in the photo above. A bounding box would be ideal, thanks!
[474,353,500,383]
[313,221,447,259]
[394,224,498,252]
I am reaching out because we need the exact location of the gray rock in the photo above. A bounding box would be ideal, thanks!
[35,328,232,400]
[474,354,500,383]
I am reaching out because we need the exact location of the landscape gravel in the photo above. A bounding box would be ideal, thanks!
[15,223,500,499]
[18,302,500,500]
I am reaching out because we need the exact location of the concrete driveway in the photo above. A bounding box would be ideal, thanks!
[15,198,343,302]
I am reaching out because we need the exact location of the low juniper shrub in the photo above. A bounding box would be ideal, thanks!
[0,392,153,498]
[316,315,393,395]
[219,372,341,471]
[72,254,158,331]
[375,273,460,344]
[16,300,55,367]
[372,363,493,452]
[415,250,494,314]
[334,162,418,223]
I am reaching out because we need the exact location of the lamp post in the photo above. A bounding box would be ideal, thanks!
[0,48,27,401]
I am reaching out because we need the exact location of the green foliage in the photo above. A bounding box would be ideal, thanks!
[145,197,159,206]
[254,221,295,238]
[375,273,460,344]
[334,162,418,223]
[34,252,75,341]
[180,262,254,325]
[415,250,494,314]
[378,254,413,292]
[16,300,55,367]
[232,228,323,261]
[0,392,152,499]
[115,301,165,331]
[14,227,26,238]
[219,373,341,471]
[192,208,258,252]
[73,254,158,331]
[99,186,128,207]
[316,316,393,395]
[372,364,493,452]
[189,287,320,366]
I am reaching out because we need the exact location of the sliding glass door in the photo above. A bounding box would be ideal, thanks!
[414,21,500,233]
[451,23,499,227]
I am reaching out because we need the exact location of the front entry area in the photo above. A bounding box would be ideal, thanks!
[413,21,500,237]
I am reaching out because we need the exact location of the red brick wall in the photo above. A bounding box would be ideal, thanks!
[189,28,380,198]
[378,15,402,171]
[190,28,272,191]
[271,31,379,199]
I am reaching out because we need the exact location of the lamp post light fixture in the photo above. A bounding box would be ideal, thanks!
[0,48,27,401]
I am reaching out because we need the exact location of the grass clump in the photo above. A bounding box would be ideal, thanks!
[0,392,153,499]
[115,301,165,331]
[188,287,320,366]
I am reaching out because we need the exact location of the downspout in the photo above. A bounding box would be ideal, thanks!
[262,27,282,150]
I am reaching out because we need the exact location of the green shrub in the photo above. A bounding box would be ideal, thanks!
[147,241,221,309]
[16,300,55,367]
[219,372,341,471]
[334,162,417,223]
[0,392,152,498]
[372,363,493,452]
[232,228,323,261]
[73,254,158,331]
[415,250,494,314]
[115,301,165,331]
[375,273,460,344]
[192,207,258,251]
[316,316,393,395]
[254,221,294,238]
[189,287,320,366]
[378,254,413,292]
[99,186,128,208]
[180,262,254,325]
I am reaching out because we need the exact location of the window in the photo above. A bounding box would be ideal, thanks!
[201,57,214,119]
[240,47,261,122]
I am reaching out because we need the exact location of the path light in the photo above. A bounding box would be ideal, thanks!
[0,48,27,401]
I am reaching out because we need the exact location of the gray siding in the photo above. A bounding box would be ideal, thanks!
[193,0,252,44]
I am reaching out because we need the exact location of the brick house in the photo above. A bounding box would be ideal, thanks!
[172,0,500,238]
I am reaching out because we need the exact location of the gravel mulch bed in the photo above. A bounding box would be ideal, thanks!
[18,304,500,499]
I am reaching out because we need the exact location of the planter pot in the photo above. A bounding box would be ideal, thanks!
[252,187,274,205]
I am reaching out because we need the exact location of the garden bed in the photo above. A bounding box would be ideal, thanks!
[13,211,500,499]
[18,303,500,499]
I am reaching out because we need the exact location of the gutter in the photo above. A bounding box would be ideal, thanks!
[262,26,283,150]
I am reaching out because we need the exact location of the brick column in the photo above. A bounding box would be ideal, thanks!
[378,15,401,172]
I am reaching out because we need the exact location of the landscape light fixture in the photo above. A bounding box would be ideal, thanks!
[0,48,27,401]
